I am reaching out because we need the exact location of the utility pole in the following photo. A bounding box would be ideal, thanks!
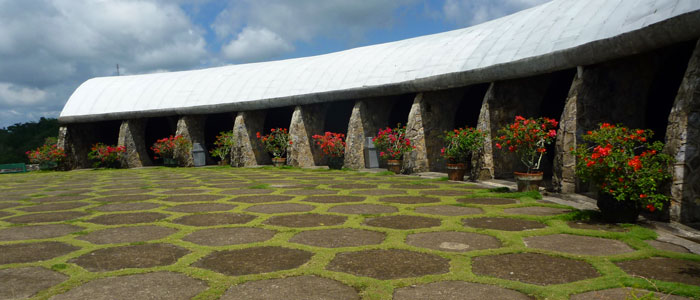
[116,64,120,76]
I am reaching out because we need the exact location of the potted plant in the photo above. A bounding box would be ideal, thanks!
[88,143,126,168]
[312,132,346,169]
[441,127,486,181]
[210,130,235,166]
[495,116,558,191]
[26,137,66,170]
[151,135,191,167]
[372,124,415,174]
[256,128,292,167]
[572,123,673,223]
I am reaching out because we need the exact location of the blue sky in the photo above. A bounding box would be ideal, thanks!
[0,0,550,128]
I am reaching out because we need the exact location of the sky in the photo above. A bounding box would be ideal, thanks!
[0,0,551,129]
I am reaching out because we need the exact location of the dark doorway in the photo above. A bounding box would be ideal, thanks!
[454,83,490,128]
[144,116,177,165]
[540,68,576,181]
[204,112,235,164]
[91,120,122,146]
[386,93,415,129]
[323,100,354,135]
[263,106,294,133]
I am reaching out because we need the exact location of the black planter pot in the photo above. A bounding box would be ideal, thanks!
[327,156,344,170]
[596,193,640,223]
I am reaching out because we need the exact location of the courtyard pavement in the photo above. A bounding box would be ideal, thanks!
[0,167,699,299]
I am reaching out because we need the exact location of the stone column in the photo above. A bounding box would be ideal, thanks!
[231,111,269,167]
[344,98,394,169]
[57,124,95,169]
[175,115,206,167]
[553,69,583,193]
[117,119,152,168]
[404,90,465,173]
[288,104,328,167]
[664,39,700,223]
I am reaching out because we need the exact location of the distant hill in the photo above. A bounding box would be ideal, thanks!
[0,118,59,164]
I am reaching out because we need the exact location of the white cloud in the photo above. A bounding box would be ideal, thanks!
[213,0,419,63]
[222,27,294,62]
[443,0,552,26]
[0,0,209,128]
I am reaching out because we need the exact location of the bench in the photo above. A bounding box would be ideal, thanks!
[0,163,27,174]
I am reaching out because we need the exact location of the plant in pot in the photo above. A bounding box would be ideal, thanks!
[210,130,235,166]
[88,143,126,168]
[257,128,292,167]
[151,135,191,167]
[441,127,486,181]
[495,116,558,191]
[572,123,673,223]
[25,137,66,171]
[372,124,415,174]
[312,131,346,170]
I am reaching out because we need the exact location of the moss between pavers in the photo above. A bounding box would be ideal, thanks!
[0,167,698,300]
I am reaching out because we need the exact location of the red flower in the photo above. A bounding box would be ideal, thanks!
[646,204,656,212]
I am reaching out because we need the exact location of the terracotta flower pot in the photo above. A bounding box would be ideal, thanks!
[271,157,287,167]
[387,159,402,174]
[446,163,467,181]
[513,171,543,192]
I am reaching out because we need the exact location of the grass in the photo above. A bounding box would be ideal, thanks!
[0,167,698,299]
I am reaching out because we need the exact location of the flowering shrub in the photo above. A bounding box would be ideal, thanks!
[372,124,414,160]
[441,127,486,163]
[26,137,66,165]
[256,128,292,158]
[573,123,673,211]
[88,143,126,168]
[151,135,191,161]
[495,116,558,173]
[312,132,346,157]
[210,130,235,161]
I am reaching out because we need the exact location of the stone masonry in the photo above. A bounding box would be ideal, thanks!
[175,116,206,167]
[344,98,395,169]
[405,89,466,173]
[552,69,583,193]
[665,39,700,224]
[117,119,152,168]
[288,104,328,167]
[232,111,270,167]
[57,124,96,169]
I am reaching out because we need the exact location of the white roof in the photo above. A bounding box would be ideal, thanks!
[60,0,700,122]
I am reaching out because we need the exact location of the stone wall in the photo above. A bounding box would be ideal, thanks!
[288,104,328,167]
[665,39,700,224]
[552,69,582,193]
[404,89,466,173]
[231,111,269,166]
[344,98,395,169]
[117,119,152,168]
[57,124,96,169]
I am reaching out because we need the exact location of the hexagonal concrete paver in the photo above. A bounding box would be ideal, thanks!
[173,213,256,226]
[0,224,83,241]
[289,228,385,248]
[0,267,68,299]
[463,217,545,231]
[264,214,347,227]
[471,253,599,285]
[414,205,483,216]
[328,204,398,215]
[393,281,531,300]
[615,257,700,286]
[523,234,634,255]
[221,276,359,300]
[194,246,313,276]
[570,287,692,300]
[406,232,501,252]
[326,249,449,279]
[364,215,441,229]
[183,227,276,246]
[0,242,79,264]
[77,225,179,244]
[50,271,207,300]
[70,244,190,272]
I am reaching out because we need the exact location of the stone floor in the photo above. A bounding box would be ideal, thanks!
[0,167,699,299]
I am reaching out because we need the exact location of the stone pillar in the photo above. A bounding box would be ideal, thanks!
[553,69,583,193]
[344,98,394,169]
[665,39,700,223]
[231,111,269,166]
[57,124,95,169]
[472,75,555,180]
[175,115,206,167]
[288,104,328,167]
[117,119,151,168]
[404,90,465,173]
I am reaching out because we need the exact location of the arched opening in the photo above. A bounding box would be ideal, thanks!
[91,120,121,146]
[144,116,177,165]
[386,93,415,129]
[204,112,235,165]
[454,83,490,129]
[263,106,294,133]
[539,68,576,182]
[323,100,354,135]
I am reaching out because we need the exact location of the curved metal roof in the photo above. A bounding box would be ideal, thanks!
[59,0,700,123]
